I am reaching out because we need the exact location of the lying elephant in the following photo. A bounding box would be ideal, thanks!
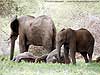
[56,28,95,64]
[12,52,47,63]
[12,52,38,62]
[12,52,48,63]
[46,47,64,63]
[13,47,64,63]
[10,15,56,60]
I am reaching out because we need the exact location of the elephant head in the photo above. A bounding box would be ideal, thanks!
[56,28,73,63]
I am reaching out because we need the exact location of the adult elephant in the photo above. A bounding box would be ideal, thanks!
[56,28,95,64]
[10,15,56,60]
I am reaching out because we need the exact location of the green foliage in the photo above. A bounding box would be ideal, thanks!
[0,57,100,75]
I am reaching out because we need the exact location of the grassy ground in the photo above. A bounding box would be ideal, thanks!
[0,56,100,75]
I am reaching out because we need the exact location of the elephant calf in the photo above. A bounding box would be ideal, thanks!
[56,28,95,64]
[12,52,38,62]
[12,52,48,63]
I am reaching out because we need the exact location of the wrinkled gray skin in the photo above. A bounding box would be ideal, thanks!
[56,28,95,64]
[46,46,64,63]
[12,52,38,62]
[13,52,47,63]
[10,15,56,60]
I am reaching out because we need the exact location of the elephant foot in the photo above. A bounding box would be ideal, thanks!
[85,60,89,63]
[65,59,71,64]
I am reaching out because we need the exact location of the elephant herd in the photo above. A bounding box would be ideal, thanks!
[10,15,95,64]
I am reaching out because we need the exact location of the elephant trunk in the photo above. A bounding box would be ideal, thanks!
[10,33,18,60]
[10,15,19,60]
[56,43,61,63]
[10,36,16,60]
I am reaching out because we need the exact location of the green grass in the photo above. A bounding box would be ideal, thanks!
[0,56,100,75]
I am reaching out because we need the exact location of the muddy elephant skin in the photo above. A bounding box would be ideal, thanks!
[13,52,48,63]
[46,47,65,63]
[10,15,56,60]
[12,52,38,62]
[56,28,95,64]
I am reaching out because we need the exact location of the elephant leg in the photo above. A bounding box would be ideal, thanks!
[25,44,29,52]
[88,53,93,62]
[19,34,28,53]
[64,44,70,64]
[43,38,52,53]
[35,54,48,63]
[70,50,76,64]
[80,52,89,63]
[88,47,93,62]
[69,41,76,64]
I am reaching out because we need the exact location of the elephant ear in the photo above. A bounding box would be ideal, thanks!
[10,15,19,33]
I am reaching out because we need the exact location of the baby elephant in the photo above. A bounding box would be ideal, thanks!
[12,52,48,63]
[12,52,38,62]
[46,47,65,63]
[56,28,95,64]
